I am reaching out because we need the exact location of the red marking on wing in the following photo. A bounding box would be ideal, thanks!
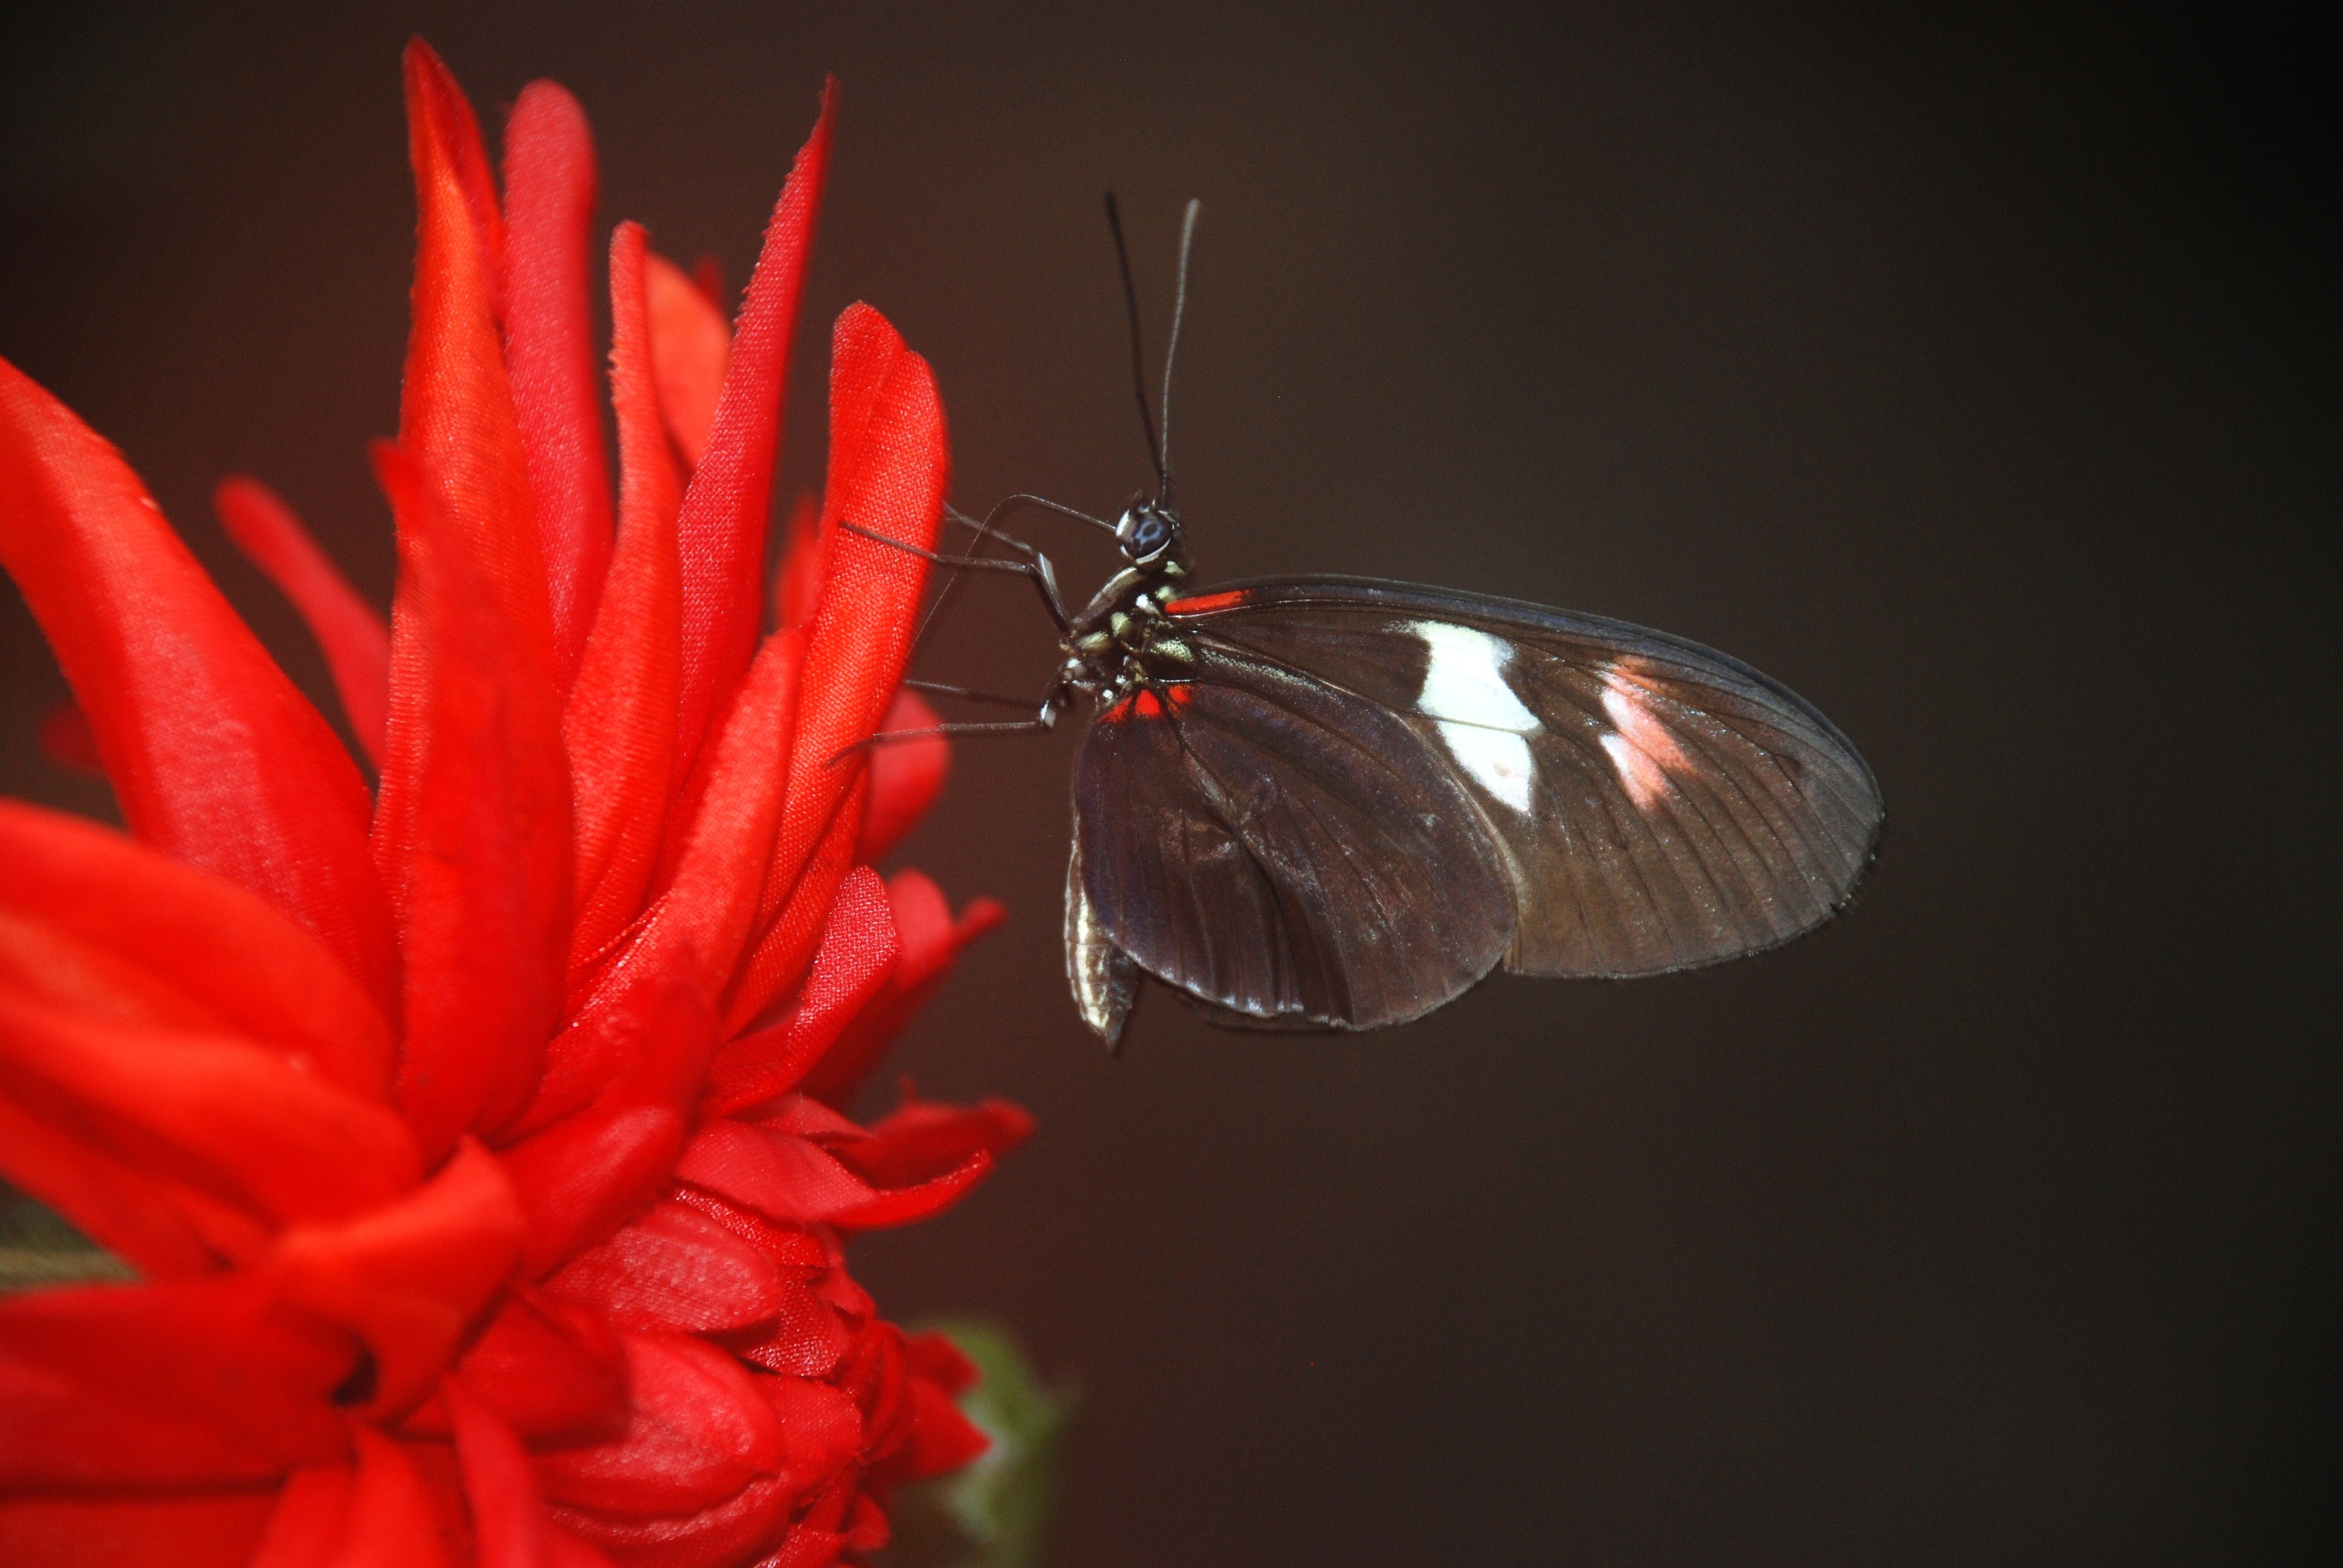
[1165,589,1248,616]
[1132,690,1164,719]
[1165,682,1195,707]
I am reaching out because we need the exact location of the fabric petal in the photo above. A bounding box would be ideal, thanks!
[646,249,730,472]
[801,871,1003,1108]
[0,800,393,1099]
[0,1275,356,1486]
[0,1491,275,1567]
[372,443,571,1160]
[567,223,684,979]
[0,355,396,1013]
[0,985,421,1235]
[410,1287,628,1443]
[839,1094,1036,1191]
[546,1199,786,1334]
[213,476,393,766]
[377,41,558,909]
[672,80,833,779]
[704,866,897,1116]
[734,305,949,1019]
[445,1376,554,1568]
[857,688,948,863]
[503,79,613,690]
[0,1094,219,1276]
[535,1330,782,1516]
[264,1139,525,1418]
[677,1119,992,1232]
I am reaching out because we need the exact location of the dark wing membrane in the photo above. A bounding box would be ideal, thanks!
[1072,645,1518,1030]
[1169,578,1883,978]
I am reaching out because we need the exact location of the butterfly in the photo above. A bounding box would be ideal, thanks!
[874,199,1883,1045]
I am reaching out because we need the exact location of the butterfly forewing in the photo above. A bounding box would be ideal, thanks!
[1161,579,1884,981]
[1072,642,1518,1030]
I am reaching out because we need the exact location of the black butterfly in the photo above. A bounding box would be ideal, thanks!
[870,199,1883,1045]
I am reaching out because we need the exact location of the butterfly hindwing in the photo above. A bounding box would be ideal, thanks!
[1165,579,1883,981]
[1071,642,1518,1030]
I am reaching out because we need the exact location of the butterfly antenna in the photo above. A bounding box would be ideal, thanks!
[1104,193,1167,494]
[1158,198,1202,509]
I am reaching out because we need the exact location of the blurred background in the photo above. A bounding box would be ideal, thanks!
[2,2,2333,1561]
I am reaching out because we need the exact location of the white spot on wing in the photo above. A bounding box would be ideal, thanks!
[1411,621,1540,812]
[1599,664,1693,810]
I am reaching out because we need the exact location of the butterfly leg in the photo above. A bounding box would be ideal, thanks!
[841,520,1069,631]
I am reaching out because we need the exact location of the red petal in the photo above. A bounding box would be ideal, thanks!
[704,866,898,1116]
[844,1094,1036,1191]
[673,81,834,780]
[546,1199,785,1334]
[0,1492,275,1567]
[903,1329,979,1394]
[213,476,393,766]
[646,250,730,472]
[762,1376,865,1504]
[379,44,559,933]
[446,1376,552,1568]
[0,355,395,1013]
[260,1428,451,1568]
[721,768,867,1036]
[264,1139,525,1417]
[678,1119,992,1232]
[800,872,1003,1108]
[520,929,715,1152]
[0,985,421,1235]
[503,80,613,691]
[0,800,394,1100]
[536,1330,782,1517]
[550,1475,793,1568]
[372,443,572,1160]
[733,305,951,1019]
[502,1101,684,1279]
[0,1275,356,1486]
[568,223,684,979]
[771,491,824,631]
[890,1374,990,1481]
[857,688,948,863]
[0,1093,218,1276]
[34,699,100,772]
[416,1287,628,1442]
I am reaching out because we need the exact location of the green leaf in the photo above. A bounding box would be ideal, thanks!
[889,1319,1075,1568]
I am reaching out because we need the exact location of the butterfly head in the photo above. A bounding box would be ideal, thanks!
[1115,497,1184,569]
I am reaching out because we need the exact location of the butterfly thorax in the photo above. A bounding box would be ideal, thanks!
[1054,498,1197,715]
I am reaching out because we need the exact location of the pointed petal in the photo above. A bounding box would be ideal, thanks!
[567,223,684,976]
[800,872,1003,1108]
[263,1428,451,1568]
[502,1102,684,1279]
[372,444,572,1160]
[0,800,393,1099]
[857,687,948,861]
[721,769,867,1033]
[378,43,559,918]
[214,477,393,766]
[504,80,613,690]
[678,1118,992,1232]
[673,80,834,778]
[0,356,396,1011]
[706,866,897,1115]
[646,249,730,471]
[733,305,950,1020]
[842,1094,1035,1191]
[0,987,422,1233]
[265,1139,525,1418]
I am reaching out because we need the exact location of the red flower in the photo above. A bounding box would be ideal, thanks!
[0,42,1027,1568]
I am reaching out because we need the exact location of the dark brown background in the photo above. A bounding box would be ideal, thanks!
[3,3,2333,1561]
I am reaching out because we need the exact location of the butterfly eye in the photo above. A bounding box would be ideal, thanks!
[1118,505,1176,563]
